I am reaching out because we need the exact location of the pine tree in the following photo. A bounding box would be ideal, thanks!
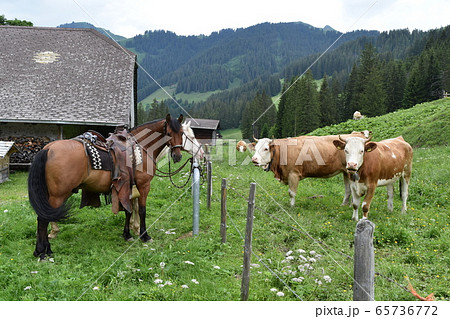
[384,60,406,112]
[319,75,337,126]
[275,82,288,138]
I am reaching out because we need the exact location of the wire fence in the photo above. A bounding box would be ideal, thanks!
[221,178,410,300]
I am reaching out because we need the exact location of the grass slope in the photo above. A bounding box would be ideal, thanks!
[310,99,450,147]
[0,100,448,301]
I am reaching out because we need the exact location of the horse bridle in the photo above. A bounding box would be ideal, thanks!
[163,121,183,155]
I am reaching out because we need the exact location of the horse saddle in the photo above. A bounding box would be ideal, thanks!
[106,125,141,215]
[73,131,113,171]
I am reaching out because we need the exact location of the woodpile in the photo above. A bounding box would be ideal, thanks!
[6,136,51,164]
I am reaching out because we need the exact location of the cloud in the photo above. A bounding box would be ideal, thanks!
[1,0,448,38]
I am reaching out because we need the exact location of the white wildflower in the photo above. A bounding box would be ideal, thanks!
[286,250,293,256]
[181,285,189,289]
[154,273,159,278]
[292,277,304,283]
[154,279,163,284]
[184,260,195,265]
[138,279,143,282]
[299,255,307,262]
[250,263,260,268]
[213,265,221,269]
[323,275,332,283]
[276,291,285,297]
[117,271,125,278]
[92,286,99,291]
[3,209,8,213]
[309,257,317,263]
[309,250,316,255]
[158,284,165,288]
[24,286,32,291]
[165,281,173,286]
[285,256,294,261]
[270,288,278,292]
[315,279,322,285]
[30,271,38,274]
[191,279,199,284]
[297,249,306,253]
[160,262,166,268]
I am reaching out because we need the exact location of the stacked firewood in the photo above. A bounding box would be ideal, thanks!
[7,136,51,164]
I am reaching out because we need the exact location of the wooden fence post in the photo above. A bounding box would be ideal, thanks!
[353,219,375,301]
[207,161,212,210]
[241,182,256,301]
[220,178,227,243]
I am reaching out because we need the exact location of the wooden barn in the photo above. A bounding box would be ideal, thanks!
[184,118,221,146]
[0,141,19,183]
[0,26,137,157]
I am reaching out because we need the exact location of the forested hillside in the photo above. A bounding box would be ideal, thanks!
[123,22,377,100]
[58,20,449,134]
[195,25,449,134]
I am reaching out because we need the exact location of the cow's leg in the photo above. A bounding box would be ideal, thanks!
[400,176,409,213]
[341,173,351,206]
[387,183,394,212]
[361,186,376,219]
[350,183,360,221]
[48,222,60,239]
[288,173,300,207]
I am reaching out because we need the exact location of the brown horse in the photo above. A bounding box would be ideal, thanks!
[28,114,184,260]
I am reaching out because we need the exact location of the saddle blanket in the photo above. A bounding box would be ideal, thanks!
[73,133,113,171]
[85,142,113,171]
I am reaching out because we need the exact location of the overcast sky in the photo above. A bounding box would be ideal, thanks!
[1,0,449,38]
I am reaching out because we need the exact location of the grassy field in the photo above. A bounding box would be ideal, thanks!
[0,101,448,301]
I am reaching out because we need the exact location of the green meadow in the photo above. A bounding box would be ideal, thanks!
[0,100,448,301]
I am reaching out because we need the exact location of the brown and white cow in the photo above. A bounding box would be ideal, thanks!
[333,135,413,221]
[236,140,248,153]
[251,132,368,207]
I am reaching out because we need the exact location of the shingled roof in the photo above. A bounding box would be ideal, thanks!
[0,26,136,126]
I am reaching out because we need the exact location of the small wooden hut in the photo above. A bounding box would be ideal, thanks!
[184,118,221,146]
[0,141,19,183]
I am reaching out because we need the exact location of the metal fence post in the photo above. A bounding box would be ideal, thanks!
[192,159,200,236]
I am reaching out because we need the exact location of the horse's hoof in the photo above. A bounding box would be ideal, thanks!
[140,234,152,243]
[127,237,134,242]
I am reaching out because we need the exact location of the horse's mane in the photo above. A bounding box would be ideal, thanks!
[131,117,181,133]
[169,117,182,133]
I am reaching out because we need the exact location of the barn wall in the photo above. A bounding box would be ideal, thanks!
[0,122,116,140]
[0,123,59,139]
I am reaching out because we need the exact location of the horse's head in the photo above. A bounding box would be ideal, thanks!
[165,114,184,163]
[182,121,204,160]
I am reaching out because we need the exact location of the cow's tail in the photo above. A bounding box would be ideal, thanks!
[28,149,69,222]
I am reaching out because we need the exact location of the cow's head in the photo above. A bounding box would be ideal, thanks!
[251,137,272,170]
[333,135,377,174]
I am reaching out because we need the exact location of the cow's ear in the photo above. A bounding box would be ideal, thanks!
[333,140,345,150]
[365,142,377,152]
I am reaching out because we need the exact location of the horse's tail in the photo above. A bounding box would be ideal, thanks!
[28,149,69,222]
